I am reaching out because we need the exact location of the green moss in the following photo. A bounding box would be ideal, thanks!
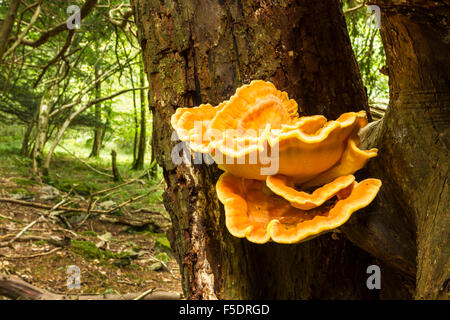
[80,231,98,237]
[70,239,137,262]
[101,288,116,295]
[71,240,106,260]
[154,233,171,250]
[13,177,40,186]
[123,224,154,234]
[155,252,170,262]
[10,188,28,194]
[51,179,101,196]
[126,264,141,271]
[131,245,142,252]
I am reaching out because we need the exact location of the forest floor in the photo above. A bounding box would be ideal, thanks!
[0,143,182,299]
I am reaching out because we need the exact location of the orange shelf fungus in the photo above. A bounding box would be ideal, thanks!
[171,101,227,153]
[170,80,382,244]
[216,172,381,244]
[266,174,356,210]
[171,80,370,182]
[302,137,378,187]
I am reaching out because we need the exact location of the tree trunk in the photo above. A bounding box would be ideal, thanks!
[35,62,68,178]
[21,113,36,157]
[364,0,449,300]
[133,0,413,299]
[32,87,55,177]
[0,0,20,62]
[111,150,122,182]
[148,104,157,178]
[132,60,147,170]
[89,64,103,158]
[131,66,139,166]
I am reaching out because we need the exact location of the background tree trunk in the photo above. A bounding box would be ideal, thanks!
[133,0,415,299]
[0,0,20,62]
[111,150,122,182]
[364,0,449,299]
[148,108,157,178]
[32,85,56,177]
[133,59,147,170]
[21,107,38,156]
[90,64,103,158]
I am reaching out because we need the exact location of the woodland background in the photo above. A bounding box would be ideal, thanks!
[0,0,447,300]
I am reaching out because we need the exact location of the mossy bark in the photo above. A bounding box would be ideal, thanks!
[366,0,449,299]
[133,0,413,299]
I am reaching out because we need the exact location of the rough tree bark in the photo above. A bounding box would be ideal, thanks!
[364,0,448,300]
[133,0,416,299]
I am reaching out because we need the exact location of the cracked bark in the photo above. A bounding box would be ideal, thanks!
[364,0,449,299]
[132,0,418,299]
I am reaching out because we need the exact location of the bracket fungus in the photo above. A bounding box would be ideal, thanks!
[266,174,357,210]
[216,172,382,244]
[171,80,382,244]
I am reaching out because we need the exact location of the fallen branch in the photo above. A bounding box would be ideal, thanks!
[0,178,163,230]
[75,196,100,230]
[148,255,181,281]
[0,197,165,216]
[98,212,169,229]
[76,166,160,229]
[8,186,75,245]
[106,187,158,214]
[0,275,181,300]
[56,144,114,178]
[0,214,20,223]
[134,288,155,300]
[0,198,116,214]
[8,216,45,246]
[91,160,157,197]
[1,247,62,259]
[0,235,69,248]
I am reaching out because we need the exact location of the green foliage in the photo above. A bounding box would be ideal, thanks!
[0,77,40,124]
[0,127,32,176]
[0,0,151,170]
[344,1,389,106]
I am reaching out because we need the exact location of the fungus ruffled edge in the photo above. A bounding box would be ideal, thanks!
[216,172,381,244]
[266,174,356,210]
